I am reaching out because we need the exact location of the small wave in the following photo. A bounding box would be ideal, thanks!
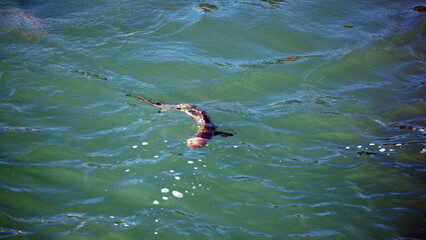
[213,55,324,68]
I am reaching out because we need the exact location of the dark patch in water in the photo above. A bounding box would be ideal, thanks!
[245,0,289,9]
[391,123,426,131]
[322,111,341,115]
[214,55,323,68]
[290,204,306,208]
[212,62,233,67]
[390,123,426,139]
[65,214,82,220]
[0,5,47,41]
[0,228,27,238]
[197,3,219,12]
[391,123,415,130]
[2,126,35,131]
[241,55,323,67]
[83,162,116,169]
[259,0,287,4]
[315,96,343,106]
[114,219,126,225]
[411,6,426,12]
[231,176,263,183]
[197,0,288,12]
[282,100,303,105]
[383,136,404,141]
[174,210,195,218]
[271,99,303,107]
[169,152,184,156]
[343,25,355,28]
[198,224,219,229]
[315,98,331,106]
[357,151,379,156]
[72,70,108,81]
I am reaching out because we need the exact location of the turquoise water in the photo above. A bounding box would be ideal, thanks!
[1,0,425,239]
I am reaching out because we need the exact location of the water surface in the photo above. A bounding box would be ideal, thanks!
[1,0,425,239]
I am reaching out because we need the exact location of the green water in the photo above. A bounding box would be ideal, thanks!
[1,0,425,239]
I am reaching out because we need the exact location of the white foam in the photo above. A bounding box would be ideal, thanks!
[175,176,181,180]
[161,188,169,193]
[132,145,138,149]
[153,200,159,205]
[187,161,194,164]
[142,142,149,145]
[172,191,184,198]
[379,148,386,152]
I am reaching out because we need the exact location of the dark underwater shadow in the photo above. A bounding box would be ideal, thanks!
[0,0,47,40]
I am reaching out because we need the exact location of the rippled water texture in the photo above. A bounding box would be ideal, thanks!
[1,0,425,239]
